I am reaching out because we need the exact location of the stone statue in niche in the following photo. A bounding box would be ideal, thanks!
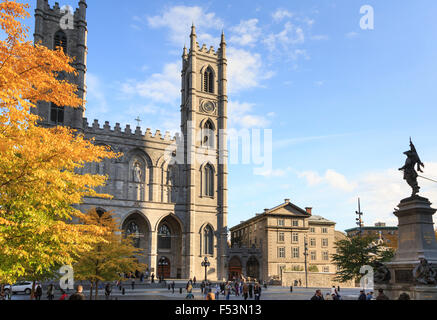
[133,161,143,183]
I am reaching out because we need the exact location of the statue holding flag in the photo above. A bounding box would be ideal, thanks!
[399,138,425,196]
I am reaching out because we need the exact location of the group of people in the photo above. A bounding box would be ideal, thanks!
[311,286,342,301]
[311,287,411,301]
[195,279,262,300]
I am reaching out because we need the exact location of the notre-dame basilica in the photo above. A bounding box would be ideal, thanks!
[33,0,229,281]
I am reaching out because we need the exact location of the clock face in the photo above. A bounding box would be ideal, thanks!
[203,101,215,113]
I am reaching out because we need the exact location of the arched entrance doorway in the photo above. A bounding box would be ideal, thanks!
[157,256,171,278]
[156,215,182,279]
[228,256,242,280]
[246,256,260,281]
[122,212,150,269]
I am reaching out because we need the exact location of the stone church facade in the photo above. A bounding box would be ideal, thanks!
[33,0,228,281]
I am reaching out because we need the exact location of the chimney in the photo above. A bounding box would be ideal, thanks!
[284,199,290,204]
[305,207,313,215]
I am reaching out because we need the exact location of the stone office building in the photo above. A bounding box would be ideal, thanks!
[32,0,228,281]
[229,199,338,282]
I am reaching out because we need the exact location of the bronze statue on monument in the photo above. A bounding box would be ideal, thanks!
[399,138,425,197]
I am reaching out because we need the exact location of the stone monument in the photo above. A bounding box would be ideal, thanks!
[375,139,437,299]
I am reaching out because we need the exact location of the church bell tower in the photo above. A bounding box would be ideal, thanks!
[181,25,229,280]
[33,0,87,131]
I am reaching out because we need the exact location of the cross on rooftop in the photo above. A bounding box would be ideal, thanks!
[135,116,142,127]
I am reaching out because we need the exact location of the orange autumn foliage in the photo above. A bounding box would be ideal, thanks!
[0,0,120,284]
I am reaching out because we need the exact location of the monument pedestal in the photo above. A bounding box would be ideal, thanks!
[375,196,437,300]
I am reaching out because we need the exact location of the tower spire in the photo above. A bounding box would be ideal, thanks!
[190,23,197,50]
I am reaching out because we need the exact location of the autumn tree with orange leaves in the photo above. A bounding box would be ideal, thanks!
[0,0,118,287]
[74,209,145,300]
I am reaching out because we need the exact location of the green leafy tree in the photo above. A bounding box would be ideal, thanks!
[332,235,394,282]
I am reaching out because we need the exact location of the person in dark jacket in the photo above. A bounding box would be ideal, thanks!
[310,289,324,301]
[248,282,253,299]
[358,290,367,300]
[376,289,390,300]
[35,285,43,300]
[69,285,85,300]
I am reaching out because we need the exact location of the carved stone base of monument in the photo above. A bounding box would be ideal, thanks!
[375,196,437,300]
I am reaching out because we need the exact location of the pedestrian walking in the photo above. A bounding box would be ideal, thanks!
[225,282,231,300]
[310,289,324,301]
[193,277,197,286]
[366,291,374,300]
[140,273,144,283]
[171,281,175,294]
[35,284,42,300]
[248,282,253,299]
[151,273,155,283]
[105,283,112,300]
[131,279,135,290]
[358,290,367,300]
[254,283,262,301]
[59,289,68,300]
[243,281,249,300]
[47,284,55,300]
[69,285,85,300]
[215,284,220,300]
[376,289,389,300]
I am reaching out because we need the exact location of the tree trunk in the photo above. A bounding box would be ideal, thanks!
[89,282,93,300]
[95,280,99,300]
[31,280,35,300]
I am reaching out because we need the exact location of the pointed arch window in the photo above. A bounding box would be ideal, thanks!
[50,103,64,125]
[158,224,172,249]
[203,225,214,255]
[204,164,214,197]
[203,67,214,93]
[54,30,67,53]
[202,120,214,148]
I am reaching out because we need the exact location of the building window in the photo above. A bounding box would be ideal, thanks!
[278,232,285,243]
[158,224,171,249]
[54,30,67,53]
[322,251,329,261]
[322,238,329,247]
[50,103,64,125]
[292,220,299,227]
[322,227,328,234]
[203,67,214,93]
[292,233,299,243]
[292,247,299,258]
[323,266,330,273]
[204,164,214,197]
[310,227,316,233]
[278,219,284,226]
[203,225,213,255]
[202,120,214,148]
[278,247,286,258]
[310,251,316,261]
[310,238,316,247]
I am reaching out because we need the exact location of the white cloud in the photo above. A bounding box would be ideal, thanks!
[272,9,293,22]
[229,19,261,47]
[298,163,437,226]
[147,6,223,47]
[299,169,357,192]
[311,34,329,41]
[263,22,305,52]
[345,31,359,39]
[227,48,274,94]
[120,62,180,104]
[228,101,270,128]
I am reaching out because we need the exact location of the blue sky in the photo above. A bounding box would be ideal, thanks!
[21,0,437,232]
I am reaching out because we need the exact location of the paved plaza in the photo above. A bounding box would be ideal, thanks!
[8,282,363,301]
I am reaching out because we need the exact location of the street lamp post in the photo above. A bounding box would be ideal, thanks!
[304,236,308,289]
[201,257,210,282]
